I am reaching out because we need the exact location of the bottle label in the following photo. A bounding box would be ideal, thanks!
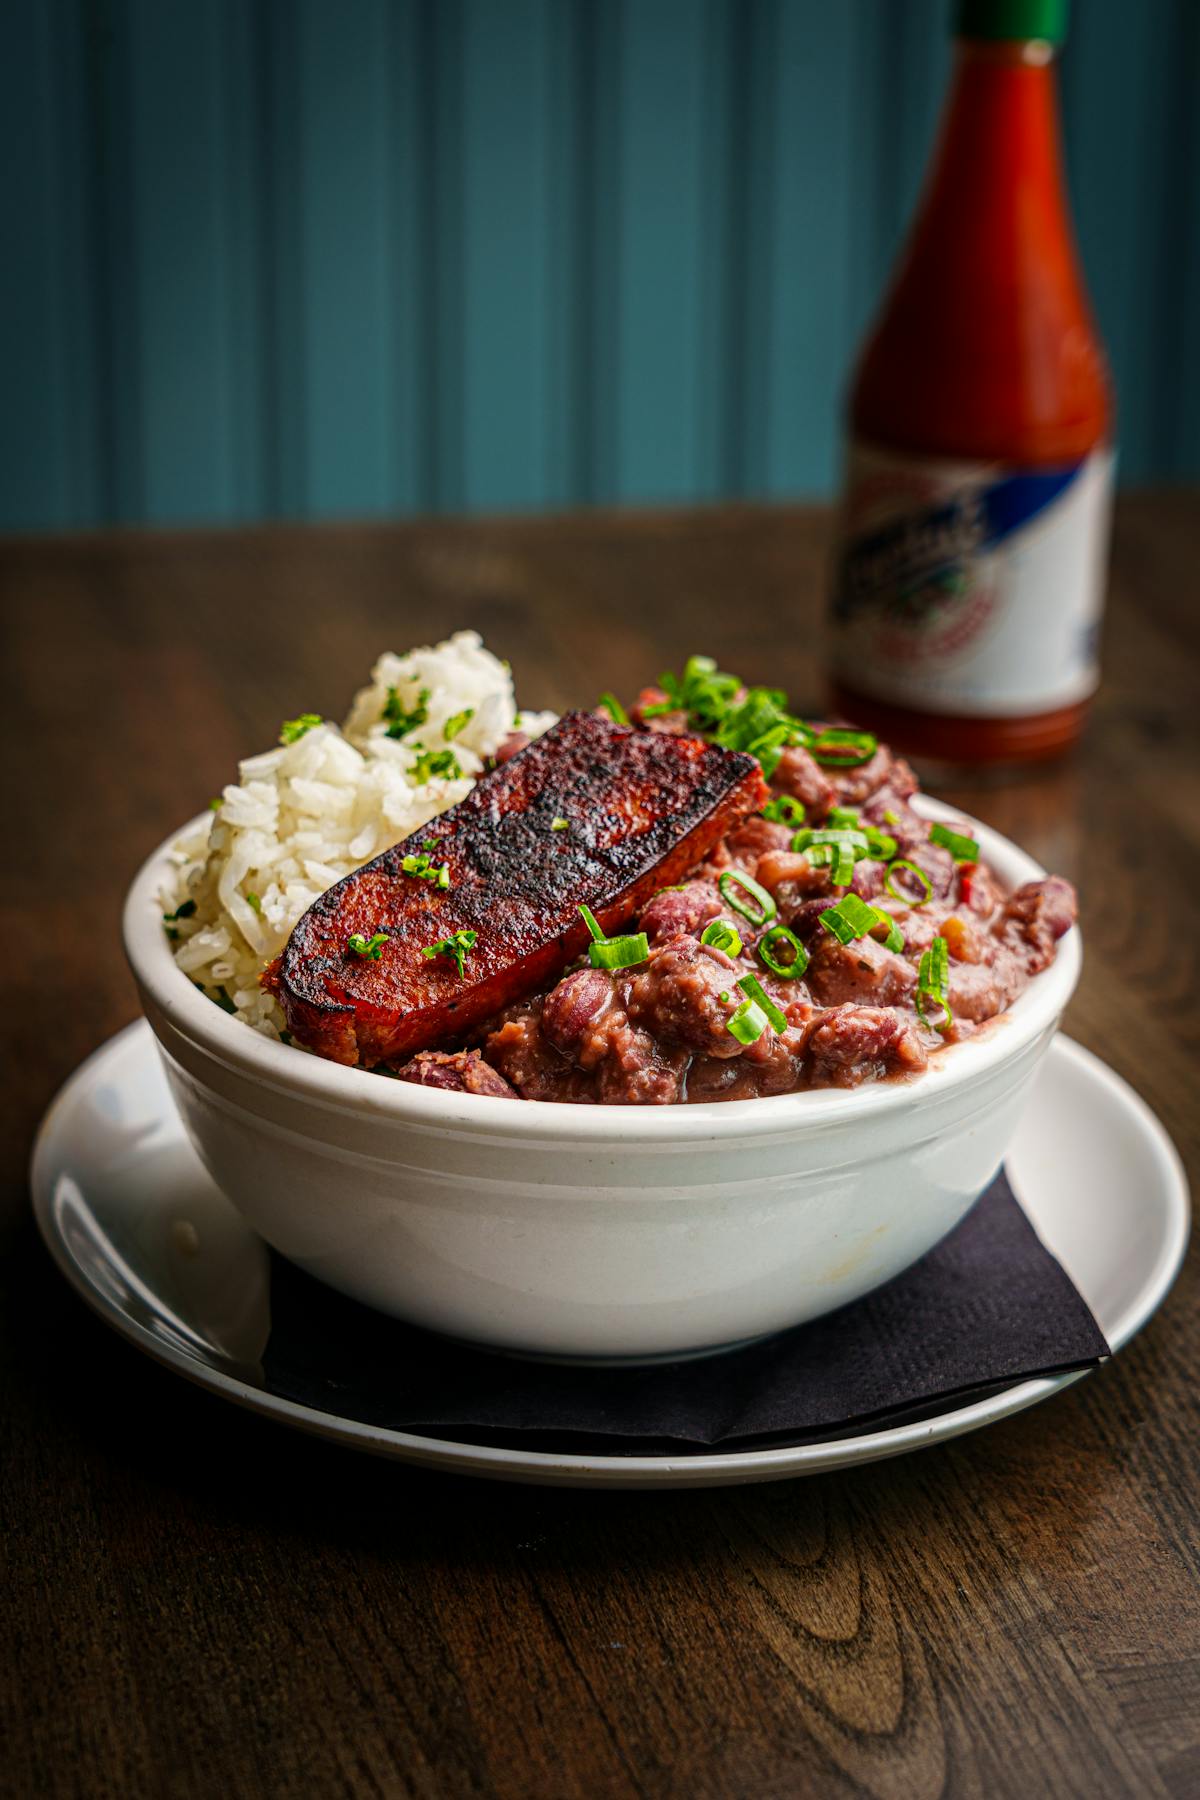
[829,441,1115,717]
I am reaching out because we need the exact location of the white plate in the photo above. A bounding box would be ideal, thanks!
[30,1022,1188,1489]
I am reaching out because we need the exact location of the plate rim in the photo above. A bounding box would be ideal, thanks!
[29,1022,1191,1488]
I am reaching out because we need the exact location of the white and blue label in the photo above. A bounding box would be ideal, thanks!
[830,441,1115,716]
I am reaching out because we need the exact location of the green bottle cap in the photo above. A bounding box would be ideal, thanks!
[955,0,1069,42]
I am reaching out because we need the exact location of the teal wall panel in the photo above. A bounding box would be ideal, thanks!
[2,0,1198,531]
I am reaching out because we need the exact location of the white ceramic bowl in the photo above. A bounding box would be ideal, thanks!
[123,800,1080,1362]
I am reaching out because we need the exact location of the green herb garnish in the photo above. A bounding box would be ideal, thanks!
[421,928,478,978]
[885,860,933,907]
[810,727,877,768]
[726,998,769,1046]
[163,899,197,923]
[410,746,462,784]
[577,904,649,971]
[246,892,262,914]
[757,925,808,979]
[383,686,430,739]
[929,822,980,863]
[916,935,953,1032]
[597,692,629,725]
[717,868,777,928]
[443,708,474,741]
[762,795,805,826]
[348,931,389,960]
[735,974,787,1034]
[401,849,452,888]
[819,893,903,953]
[700,919,743,956]
[551,817,569,831]
[279,713,323,745]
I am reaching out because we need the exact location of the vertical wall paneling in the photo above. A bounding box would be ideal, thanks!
[125,0,243,522]
[221,0,268,522]
[387,0,431,514]
[579,0,622,503]
[427,0,465,510]
[293,0,397,517]
[459,0,556,510]
[259,0,306,518]
[2,0,1198,532]
[89,0,144,523]
[610,0,714,503]
[1,2,91,527]
[1062,0,1178,483]
[759,0,859,498]
[1164,0,1200,477]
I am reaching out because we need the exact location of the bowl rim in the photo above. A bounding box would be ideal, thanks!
[124,797,1081,1144]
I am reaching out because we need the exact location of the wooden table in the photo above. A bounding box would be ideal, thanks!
[3,494,1197,1799]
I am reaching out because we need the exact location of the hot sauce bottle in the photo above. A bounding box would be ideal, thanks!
[828,0,1113,765]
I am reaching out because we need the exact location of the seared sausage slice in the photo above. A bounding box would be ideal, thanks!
[269,711,767,1066]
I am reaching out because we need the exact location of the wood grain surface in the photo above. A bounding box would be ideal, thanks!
[2,495,1197,1800]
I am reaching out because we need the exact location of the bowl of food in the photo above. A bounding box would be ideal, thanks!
[124,637,1080,1361]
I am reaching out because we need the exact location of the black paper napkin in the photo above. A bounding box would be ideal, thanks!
[260,1170,1108,1455]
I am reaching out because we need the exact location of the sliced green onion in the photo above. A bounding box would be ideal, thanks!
[790,827,871,855]
[883,808,900,826]
[589,932,650,971]
[246,891,262,914]
[348,930,389,960]
[758,925,808,979]
[862,827,898,861]
[930,821,980,862]
[736,974,787,1033]
[718,990,732,1004]
[806,842,857,886]
[726,998,769,1045]
[818,893,904,954]
[811,727,877,767]
[597,692,628,725]
[436,864,451,889]
[916,936,953,1033]
[762,795,805,826]
[886,859,933,907]
[701,918,743,956]
[550,816,569,831]
[578,903,604,942]
[827,805,860,830]
[872,912,905,954]
[924,935,949,990]
[577,902,649,970]
[916,989,953,1032]
[420,928,477,978]
[718,868,777,927]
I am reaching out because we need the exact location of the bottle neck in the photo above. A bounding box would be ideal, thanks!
[852,35,1110,461]
[935,37,1068,221]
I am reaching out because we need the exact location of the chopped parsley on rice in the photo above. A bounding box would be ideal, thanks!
[160,632,555,1037]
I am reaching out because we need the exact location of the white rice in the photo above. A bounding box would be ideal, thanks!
[160,631,556,1037]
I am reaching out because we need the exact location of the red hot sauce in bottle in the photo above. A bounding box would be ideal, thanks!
[828,0,1113,765]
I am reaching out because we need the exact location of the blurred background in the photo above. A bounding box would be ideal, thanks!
[4,0,1198,535]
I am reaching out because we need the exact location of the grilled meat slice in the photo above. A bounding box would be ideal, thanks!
[269,710,767,1066]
